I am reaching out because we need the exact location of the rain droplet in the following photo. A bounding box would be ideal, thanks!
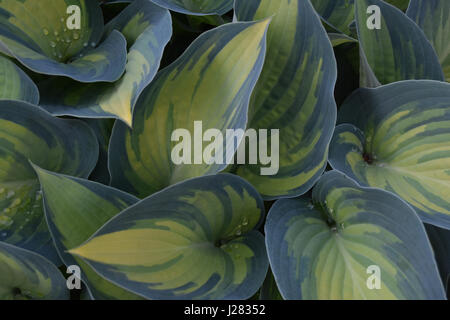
[307,203,314,210]
[83,42,88,47]
[43,28,49,36]
[54,31,59,36]
[235,229,242,236]
[242,218,248,226]
[60,17,65,22]
[73,33,79,40]
[50,41,56,48]
[90,42,96,47]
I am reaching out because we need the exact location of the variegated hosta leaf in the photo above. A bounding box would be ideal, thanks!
[0,0,127,83]
[0,55,38,104]
[385,0,409,11]
[69,174,268,300]
[355,0,444,86]
[329,80,450,229]
[33,166,142,300]
[329,33,357,47]
[265,170,446,300]
[0,242,69,300]
[109,20,269,198]
[425,224,450,291]
[234,0,337,199]
[150,0,233,16]
[407,0,450,82]
[38,0,172,126]
[0,100,98,263]
[311,0,355,35]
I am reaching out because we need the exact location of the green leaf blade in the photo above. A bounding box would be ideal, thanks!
[265,170,446,299]
[150,0,233,16]
[0,242,68,300]
[355,0,444,85]
[70,174,268,300]
[38,0,173,126]
[33,166,143,300]
[0,100,98,263]
[234,0,337,199]
[329,80,450,229]
[109,19,270,197]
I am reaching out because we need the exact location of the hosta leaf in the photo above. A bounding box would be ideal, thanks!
[425,224,450,292]
[0,0,127,83]
[407,0,450,82]
[0,242,69,300]
[150,0,233,16]
[329,80,450,229]
[265,170,446,300]
[234,0,337,199]
[33,166,142,300]
[38,0,172,126]
[0,55,38,104]
[70,174,268,300]
[311,0,355,35]
[109,20,269,198]
[355,0,444,86]
[385,0,409,11]
[0,100,98,263]
[329,33,357,47]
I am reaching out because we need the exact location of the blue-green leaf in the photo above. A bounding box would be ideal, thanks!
[234,0,337,199]
[0,0,127,82]
[355,0,444,86]
[0,100,98,263]
[109,20,269,198]
[0,55,38,104]
[70,174,268,300]
[0,241,69,300]
[265,170,446,299]
[33,166,143,300]
[38,0,172,126]
[329,80,450,229]
[407,0,450,81]
[150,0,232,16]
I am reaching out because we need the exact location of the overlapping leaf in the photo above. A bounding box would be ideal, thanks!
[265,170,446,300]
[39,0,172,126]
[234,0,337,199]
[0,0,127,82]
[0,100,98,263]
[150,0,233,16]
[70,174,268,300]
[311,0,355,35]
[109,19,269,198]
[329,80,450,229]
[34,166,142,300]
[355,0,444,86]
[0,241,68,300]
[407,0,450,81]
[0,55,38,103]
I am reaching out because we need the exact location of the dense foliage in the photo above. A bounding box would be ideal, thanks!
[0,0,449,300]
